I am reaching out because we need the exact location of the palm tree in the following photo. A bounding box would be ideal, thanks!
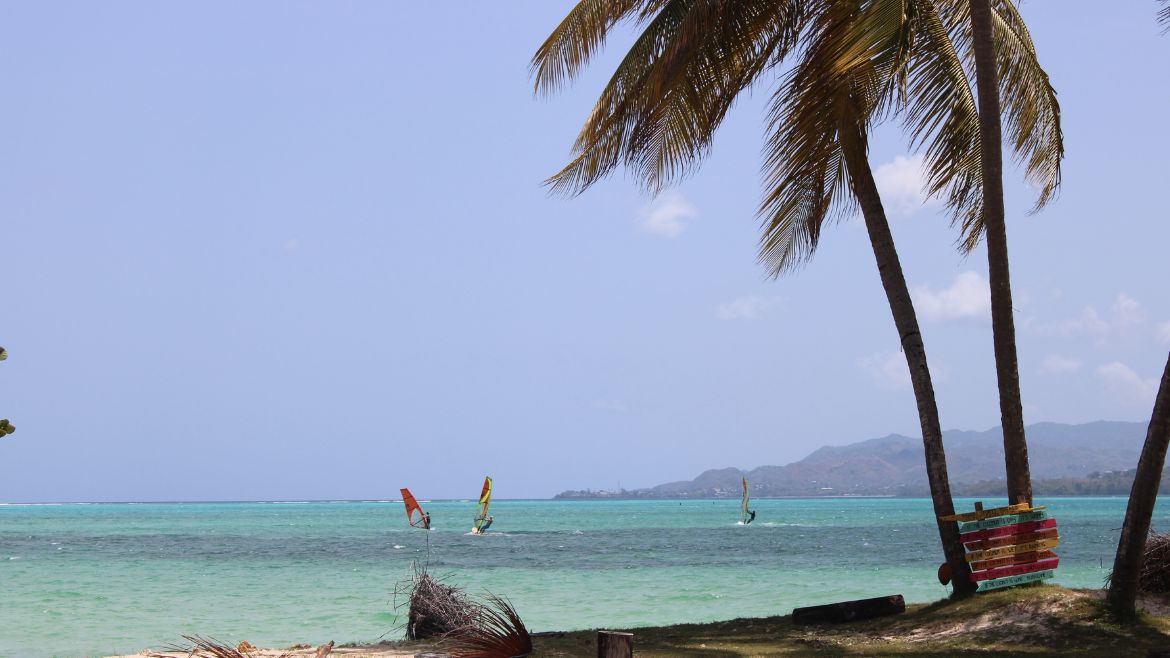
[1104,1,1170,618]
[966,0,1029,506]
[532,0,1059,596]
[761,3,979,592]
[1106,354,1170,618]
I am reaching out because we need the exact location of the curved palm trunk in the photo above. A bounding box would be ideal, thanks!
[968,0,1033,505]
[1106,351,1170,619]
[841,122,975,595]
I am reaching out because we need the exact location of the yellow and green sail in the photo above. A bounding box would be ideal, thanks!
[473,476,493,532]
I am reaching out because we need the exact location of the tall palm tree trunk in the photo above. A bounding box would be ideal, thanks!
[1106,352,1170,619]
[841,121,975,595]
[968,0,1033,505]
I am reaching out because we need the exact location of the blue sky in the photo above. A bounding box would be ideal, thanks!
[1,3,1167,502]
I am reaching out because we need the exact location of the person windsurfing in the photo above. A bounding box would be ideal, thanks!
[472,476,493,534]
[741,477,756,524]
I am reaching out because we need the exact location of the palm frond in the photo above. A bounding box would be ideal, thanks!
[758,2,870,275]
[1160,0,1170,32]
[903,0,985,250]
[444,594,533,658]
[531,0,665,95]
[538,0,807,196]
[989,0,1063,215]
[834,0,1062,251]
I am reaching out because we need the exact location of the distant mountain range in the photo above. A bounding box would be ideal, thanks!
[555,421,1162,499]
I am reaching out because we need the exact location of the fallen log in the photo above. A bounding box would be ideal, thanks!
[792,594,905,624]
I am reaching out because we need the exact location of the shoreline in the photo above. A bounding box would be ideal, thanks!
[107,586,1170,658]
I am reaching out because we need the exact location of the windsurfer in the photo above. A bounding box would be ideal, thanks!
[747,510,756,524]
[422,512,431,530]
[479,515,493,532]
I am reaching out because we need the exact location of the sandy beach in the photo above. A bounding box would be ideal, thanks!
[106,586,1170,658]
[109,642,437,658]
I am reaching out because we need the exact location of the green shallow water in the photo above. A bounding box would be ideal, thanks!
[0,497,1162,657]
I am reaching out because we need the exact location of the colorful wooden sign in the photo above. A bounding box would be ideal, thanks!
[940,501,1061,593]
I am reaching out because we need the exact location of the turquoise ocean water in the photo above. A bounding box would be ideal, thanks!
[1,497,1164,657]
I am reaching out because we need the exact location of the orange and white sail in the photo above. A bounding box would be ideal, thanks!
[400,487,429,529]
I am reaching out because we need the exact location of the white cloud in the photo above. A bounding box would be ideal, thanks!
[1041,355,1082,375]
[1159,321,1170,344]
[858,351,911,390]
[714,295,782,321]
[912,271,991,323]
[1096,362,1159,407]
[640,191,697,238]
[1112,293,1144,327]
[1046,293,1144,338]
[873,154,936,217]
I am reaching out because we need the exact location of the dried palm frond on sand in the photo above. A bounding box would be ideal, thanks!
[443,594,532,658]
[148,635,293,658]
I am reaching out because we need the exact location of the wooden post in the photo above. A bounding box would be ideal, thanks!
[597,630,633,658]
[975,501,984,513]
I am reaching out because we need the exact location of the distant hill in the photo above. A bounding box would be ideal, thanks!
[555,421,1153,499]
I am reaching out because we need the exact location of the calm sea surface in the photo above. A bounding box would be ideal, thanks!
[1,497,1164,657]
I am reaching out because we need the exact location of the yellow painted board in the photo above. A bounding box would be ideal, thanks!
[965,538,1060,563]
[939,503,1045,522]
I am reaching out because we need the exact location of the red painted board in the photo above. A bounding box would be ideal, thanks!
[964,528,1059,552]
[960,518,1057,543]
[970,557,1060,582]
[970,550,1058,572]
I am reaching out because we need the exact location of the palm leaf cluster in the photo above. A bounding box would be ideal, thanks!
[395,561,532,656]
[532,0,1061,263]
[1108,532,1170,595]
[1161,0,1170,32]
[396,562,483,640]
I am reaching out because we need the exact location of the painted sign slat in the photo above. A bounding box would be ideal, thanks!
[970,557,1060,582]
[975,569,1055,592]
[969,549,1059,573]
[964,528,1059,552]
[939,503,1043,523]
[960,518,1057,543]
[965,538,1061,563]
[958,511,1048,534]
